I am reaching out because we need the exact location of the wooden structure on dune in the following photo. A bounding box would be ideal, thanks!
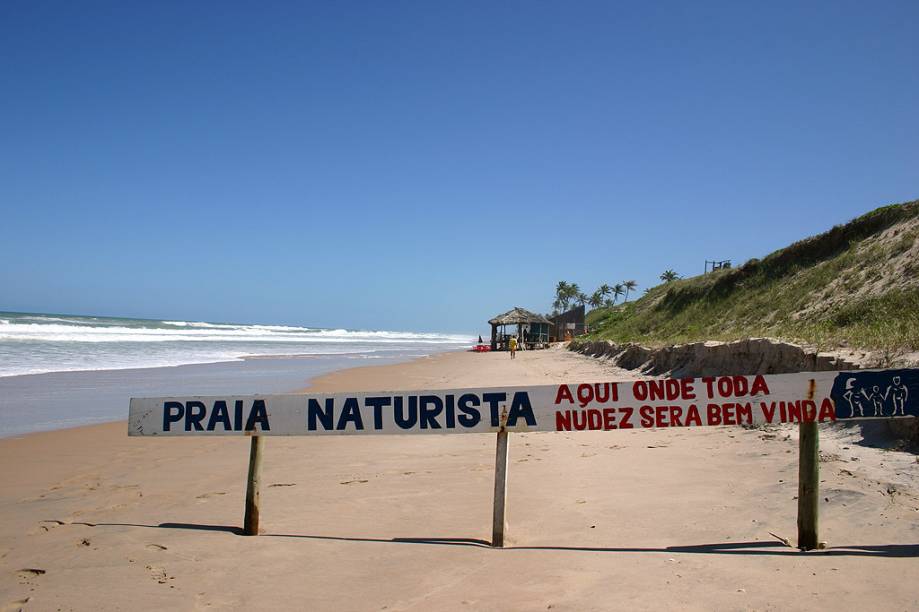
[488,307,553,351]
[549,305,586,341]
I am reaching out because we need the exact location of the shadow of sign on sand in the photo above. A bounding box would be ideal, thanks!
[79,522,919,557]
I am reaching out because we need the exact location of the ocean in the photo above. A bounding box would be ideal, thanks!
[0,311,474,436]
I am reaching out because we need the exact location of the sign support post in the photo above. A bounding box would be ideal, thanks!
[797,421,819,550]
[244,436,264,536]
[492,407,510,547]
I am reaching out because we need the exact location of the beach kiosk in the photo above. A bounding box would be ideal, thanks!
[488,307,553,351]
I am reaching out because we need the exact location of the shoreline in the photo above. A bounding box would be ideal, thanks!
[0,346,453,383]
[0,350,463,444]
[0,348,463,439]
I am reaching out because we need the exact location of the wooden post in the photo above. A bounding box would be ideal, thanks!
[243,435,265,536]
[797,420,819,550]
[492,429,509,547]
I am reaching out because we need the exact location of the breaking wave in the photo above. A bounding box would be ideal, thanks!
[0,312,474,377]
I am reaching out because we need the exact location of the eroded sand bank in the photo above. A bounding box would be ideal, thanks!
[1,347,917,611]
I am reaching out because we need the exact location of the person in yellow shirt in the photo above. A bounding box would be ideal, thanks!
[508,335,518,359]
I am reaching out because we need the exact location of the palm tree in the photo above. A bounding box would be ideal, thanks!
[575,291,588,307]
[623,280,637,302]
[551,298,563,315]
[598,283,614,307]
[588,290,604,309]
[599,283,612,301]
[660,269,680,283]
[555,281,572,311]
[612,283,625,304]
[567,283,581,307]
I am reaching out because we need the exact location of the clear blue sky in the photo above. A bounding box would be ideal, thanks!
[2,1,917,335]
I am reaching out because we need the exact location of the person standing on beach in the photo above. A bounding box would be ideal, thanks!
[508,335,518,359]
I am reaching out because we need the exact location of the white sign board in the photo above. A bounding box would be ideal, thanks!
[129,369,918,436]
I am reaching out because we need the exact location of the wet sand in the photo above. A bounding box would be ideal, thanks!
[0,351,434,437]
[1,346,918,611]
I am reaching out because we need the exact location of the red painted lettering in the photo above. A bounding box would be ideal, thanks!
[633,381,648,401]
[750,375,770,396]
[818,398,835,422]
[722,403,737,425]
[737,402,752,424]
[680,378,696,400]
[732,376,749,396]
[802,400,816,423]
[669,406,684,426]
[702,377,716,398]
[577,384,594,407]
[555,410,572,430]
[761,401,777,423]
[639,405,654,427]
[594,383,610,403]
[707,403,722,425]
[667,379,682,400]
[587,409,602,429]
[554,385,574,405]
[788,400,801,423]
[602,408,617,429]
[649,380,666,401]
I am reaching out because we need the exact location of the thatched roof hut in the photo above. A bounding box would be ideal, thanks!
[488,307,553,327]
[488,307,552,350]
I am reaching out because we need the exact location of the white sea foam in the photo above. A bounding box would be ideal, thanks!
[0,313,474,377]
[0,322,470,344]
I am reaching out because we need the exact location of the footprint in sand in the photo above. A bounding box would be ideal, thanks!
[145,544,168,551]
[339,479,369,485]
[15,569,45,587]
[31,519,66,535]
[21,487,58,502]
[111,484,140,490]
[195,492,227,502]
[3,597,32,612]
[145,565,171,584]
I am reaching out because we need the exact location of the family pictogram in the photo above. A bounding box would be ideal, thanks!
[840,375,909,417]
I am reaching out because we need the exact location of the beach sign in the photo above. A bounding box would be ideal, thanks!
[128,369,919,436]
[128,368,918,547]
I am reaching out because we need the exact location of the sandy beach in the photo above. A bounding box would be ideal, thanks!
[1,346,918,611]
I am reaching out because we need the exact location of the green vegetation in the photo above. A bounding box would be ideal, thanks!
[585,199,919,352]
[553,279,635,315]
[659,269,680,283]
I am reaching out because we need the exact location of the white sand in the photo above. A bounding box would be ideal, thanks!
[1,346,917,611]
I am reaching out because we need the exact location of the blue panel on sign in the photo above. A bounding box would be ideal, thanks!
[830,369,918,419]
